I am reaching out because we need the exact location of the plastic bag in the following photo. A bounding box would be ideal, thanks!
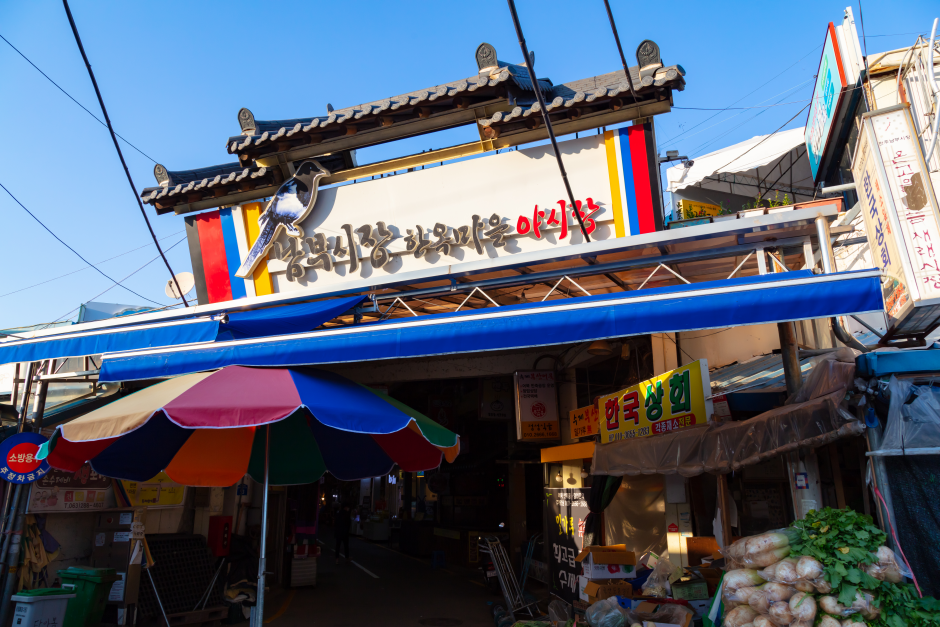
[587,598,625,627]
[722,606,757,627]
[724,529,797,569]
[641,553,676,598]
[549,599,571,625]
[625,603,694,627]
[746,583,796,614]
[788,592,817,623]
[864,546,912,583]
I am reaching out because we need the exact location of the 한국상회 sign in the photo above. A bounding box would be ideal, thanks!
[599,359,712,443]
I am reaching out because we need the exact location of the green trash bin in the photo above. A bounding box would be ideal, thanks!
[58,567,120,627]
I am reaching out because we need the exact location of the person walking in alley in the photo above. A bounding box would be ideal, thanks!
[334,502,351,564]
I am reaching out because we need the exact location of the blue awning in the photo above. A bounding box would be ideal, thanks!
[99,270,884,382]
[0,295,365,366]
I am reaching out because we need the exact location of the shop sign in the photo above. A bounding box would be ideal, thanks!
[479,377,513,421]
[544,488,590,605]
[28,464,116,512]
[677,200,722,220]
[514,371,560,441]
[428,396,456,431]
[569,404,599,439]
[119,472,186,508]
[854,105,940,331]
[805,22,847,181]
[599,359,712,443]
[0,433,50,484]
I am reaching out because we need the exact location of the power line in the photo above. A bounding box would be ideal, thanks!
[674,100,810,111]
[0,230,183,299]
[62,0,189,307]
[47,236,188,326]
[0,181,163,306]
[658,44,822,149]
[0,32,158,165]
[712,103,811,174]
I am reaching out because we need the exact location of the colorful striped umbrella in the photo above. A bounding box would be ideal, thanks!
[41,366,460,486]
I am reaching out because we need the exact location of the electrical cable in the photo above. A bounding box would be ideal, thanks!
[674,100,809,110]
[0,32,157,165]
[658,44,822,148]
[61,0,188,307]
[0,181,163,306]
[711,103,811,174]
[46,235,188,326]
[0,231,183,299]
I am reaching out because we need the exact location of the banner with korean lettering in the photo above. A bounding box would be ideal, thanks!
[28,464,117,513]
[569,404,599,440]
[514,371,560,441]
[852,117,912,326]
[599,359,712,443]
[544,488,590,606]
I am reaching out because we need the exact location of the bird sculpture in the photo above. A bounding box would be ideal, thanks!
[235,160,330,279]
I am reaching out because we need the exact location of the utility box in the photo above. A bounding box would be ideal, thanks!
[207,516,232,557]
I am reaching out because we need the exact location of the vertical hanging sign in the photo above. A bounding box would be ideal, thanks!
[854,104,940,333]
[514,371,560,440]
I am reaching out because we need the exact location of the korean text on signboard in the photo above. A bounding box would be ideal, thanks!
[869,107,940,303]
[569,404,599,440]
[514,371,559,441]
[852,116,911,324]
[28,464,116,513]
[805,23,847,181]
[544,488,589,606]
[599,359,712,443]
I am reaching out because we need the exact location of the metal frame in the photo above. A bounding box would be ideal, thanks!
[478,537,539,621]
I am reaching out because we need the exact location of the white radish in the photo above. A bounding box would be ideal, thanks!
[774,558,799,583]
[794,580,815,593]
[852,591,880,620]
[789,592,817,622]
[724,606,758,627]
[841,620,867,627]
[791,622,813,627]
[763,583,796,603]
[725,570,767,590]
[796,556,824,580]
[753,616,775,627]
[725,539,747,560]
[768,601,793,625]
[747,547,791,568]
[748,590,770,615]
[819,596,847,616]
[814,579,833,594]
[745,532,793,556]
[819,616,842,627]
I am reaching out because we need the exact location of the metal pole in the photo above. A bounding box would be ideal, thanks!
[505,0,591,242]
[254,425,271,627]
[777,322,803,397]
[601,0,639,100]
[0,363,34,544]
[815,215,835,274]
[146,568,171,627]
[0,485,23,573]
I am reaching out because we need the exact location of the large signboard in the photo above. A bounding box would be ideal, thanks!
[544,488,590,606]
[187,128,664,304]
[569,404,599,440]
[599,359,712,443]
[119,472,186,508]
[854,105,940,334]
[514,370,560,441]
[806,23,847,181]
[28,465,116,513]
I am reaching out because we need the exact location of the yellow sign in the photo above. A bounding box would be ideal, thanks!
[599,359,712,443]
[677,200,722,219]
[120,472,186,507]
[569,404,599,440]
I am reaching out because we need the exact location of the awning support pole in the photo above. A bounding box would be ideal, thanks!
[777,322,803,397]
[716,474,732,548]
[253,425,271,627]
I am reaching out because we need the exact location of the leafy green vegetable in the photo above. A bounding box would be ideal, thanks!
[786,508,940,627]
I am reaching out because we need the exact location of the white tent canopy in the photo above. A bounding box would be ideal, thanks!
[666,127,815,206]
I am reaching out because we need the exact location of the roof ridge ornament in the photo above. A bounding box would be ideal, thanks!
[636,40,663,85]
[476,42,499,73]
[238,107,256,135]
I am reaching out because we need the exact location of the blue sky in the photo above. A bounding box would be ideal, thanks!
[0,0,935,329]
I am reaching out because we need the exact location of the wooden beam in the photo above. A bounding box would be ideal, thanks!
[828,443,847,509]
[717,473,733,548]
[482,126,500,140]
[344,125,358,136]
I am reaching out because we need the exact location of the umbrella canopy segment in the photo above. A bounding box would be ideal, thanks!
[42,366,459,486]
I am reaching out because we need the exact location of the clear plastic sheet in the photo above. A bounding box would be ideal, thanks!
[876,376,940,453]
[593,391,862,476]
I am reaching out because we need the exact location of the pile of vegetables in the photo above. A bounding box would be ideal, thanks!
[722,508,940,627]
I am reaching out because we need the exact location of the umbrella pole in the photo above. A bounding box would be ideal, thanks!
[254,424,271,627]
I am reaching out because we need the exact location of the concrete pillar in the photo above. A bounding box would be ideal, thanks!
[651,333,678,375]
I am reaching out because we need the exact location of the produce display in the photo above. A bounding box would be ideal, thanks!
[721,508,940,627]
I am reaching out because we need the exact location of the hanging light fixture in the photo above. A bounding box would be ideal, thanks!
[588,339,614,356]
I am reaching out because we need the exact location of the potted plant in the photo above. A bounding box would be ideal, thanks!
[712,201,738,222]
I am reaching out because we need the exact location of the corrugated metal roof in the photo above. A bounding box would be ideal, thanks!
[708,353,820,397]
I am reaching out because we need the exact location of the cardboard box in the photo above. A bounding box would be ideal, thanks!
[634,601,694,627]
[575,545,637,580]
[583,580,633,605]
